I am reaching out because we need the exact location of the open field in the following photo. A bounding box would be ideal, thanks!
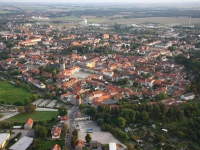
[7,111,58,123]
[51,16,82,21]
[51,16,200,25]
[0,10,10,14]
[15,6,51,10]
[38,140,62,150]
[0,80,32,105]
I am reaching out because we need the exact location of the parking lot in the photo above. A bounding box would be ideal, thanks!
[76,120,126,148]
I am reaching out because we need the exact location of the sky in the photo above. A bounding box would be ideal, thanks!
[0,0,199,3]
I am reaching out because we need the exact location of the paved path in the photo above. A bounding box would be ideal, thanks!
[0,112,19,121]
[36,108,58,111]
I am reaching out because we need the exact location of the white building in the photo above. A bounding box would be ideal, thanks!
[9,136,33,150]
[180,92,195,100]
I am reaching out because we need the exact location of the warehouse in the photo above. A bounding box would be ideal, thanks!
[0,133,10,148]
[9,136,33,150]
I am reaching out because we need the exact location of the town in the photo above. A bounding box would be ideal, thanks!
[0,2,200,150]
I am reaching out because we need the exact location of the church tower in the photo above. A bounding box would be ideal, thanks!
[60,57,65,71]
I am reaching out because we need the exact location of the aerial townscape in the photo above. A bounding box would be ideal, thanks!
[0,0,200,150]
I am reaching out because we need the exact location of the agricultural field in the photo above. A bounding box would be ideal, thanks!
[0,10,10,14]
[50,16,200,25]
[7,111,58,123]
[15,5,51,10]
[51,16,83,21]
[0,80,32,105]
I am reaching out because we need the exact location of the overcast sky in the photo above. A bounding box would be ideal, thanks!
[0,0,199,3]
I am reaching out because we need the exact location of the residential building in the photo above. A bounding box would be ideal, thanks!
[24,118,33,129]
[51,126,61,139]
[51,144,61,150]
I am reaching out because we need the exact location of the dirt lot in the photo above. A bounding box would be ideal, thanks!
[76,120,126,148]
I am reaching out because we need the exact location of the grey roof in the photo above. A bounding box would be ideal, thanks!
[9,136,33,150]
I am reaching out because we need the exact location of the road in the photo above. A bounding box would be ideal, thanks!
[0,112,19,121]
[67,106,79,150]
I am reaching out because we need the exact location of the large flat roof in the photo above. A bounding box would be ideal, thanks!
[0,133,10,145]
[9,136,33,150]
[109,143,116,150]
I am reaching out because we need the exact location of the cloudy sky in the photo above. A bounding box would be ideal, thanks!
[0,0,199,3]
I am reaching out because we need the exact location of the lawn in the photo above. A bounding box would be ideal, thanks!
[7,111,58,123]
[38,140,62,150]
[0,80,32,105]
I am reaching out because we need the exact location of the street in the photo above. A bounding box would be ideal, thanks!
[67,106,79,150]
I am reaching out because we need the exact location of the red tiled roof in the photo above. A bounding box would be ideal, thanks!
[25,118,33,125]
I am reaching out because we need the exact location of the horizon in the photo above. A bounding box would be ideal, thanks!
[0,0,200,3]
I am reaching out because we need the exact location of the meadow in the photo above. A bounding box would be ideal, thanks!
[0,80,32,105]
[7,111,58,123]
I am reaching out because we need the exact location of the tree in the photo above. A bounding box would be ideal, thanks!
[116,117,126,128]
[58,106,68,116]
[31,94,38,101]
[24,97,31,105]
[72,129,78,137]
[127,143,134,150]
[156,92,168,100]
[71,129,78,146]
[85,133,92,143]
[79,104,84,111]
[168,46,176,51]
[15,81,21,87]
[34,124,47,138]
[24,104,36,113]
[18,106,24,113]
[62,146,68,150]
[141,111,149,121]
[63,123,68,134]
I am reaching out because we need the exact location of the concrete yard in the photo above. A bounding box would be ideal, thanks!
[32,98,43,106]
[38,100,50,107]
[46,100,57,108]
[76,120,126,148]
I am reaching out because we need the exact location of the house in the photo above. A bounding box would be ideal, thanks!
[0,133,10,148]
[60,116,68,123]
[51,144,61,150]
[180,92,195,100]
[51,126,61,139]
[75,140,83,150]
[24,118,33,129]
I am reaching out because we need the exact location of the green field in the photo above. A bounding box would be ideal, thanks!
[51,16,83,21]
[0,80,32,105]
[7,111,58,123]
[16,6,50,10]
[38,140,62,150]
[0,10,10,14]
